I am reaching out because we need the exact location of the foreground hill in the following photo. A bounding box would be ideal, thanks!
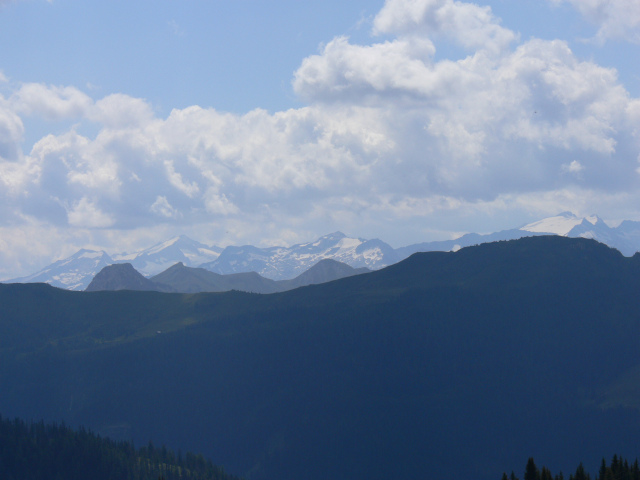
[2,236,640,480]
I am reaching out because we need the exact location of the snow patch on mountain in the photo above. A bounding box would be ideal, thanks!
[520,212,599,236]
[200,232,399,280]
[112,235,222,276]
[7,249,115,290]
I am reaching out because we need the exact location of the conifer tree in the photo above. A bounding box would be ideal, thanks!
[574,463,589,480]
[525,457,540,480]
[599,458,608,480]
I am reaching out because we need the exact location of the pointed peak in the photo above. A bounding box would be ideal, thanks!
[149,235,208,251]
[311,258,343,267]
[175,234,198,243]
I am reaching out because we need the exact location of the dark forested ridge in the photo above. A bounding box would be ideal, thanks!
[507,455,640,480]
[0,415,240,480]
[2,236,640,480]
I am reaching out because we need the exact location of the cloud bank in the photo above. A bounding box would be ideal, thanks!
[1,0,639,278]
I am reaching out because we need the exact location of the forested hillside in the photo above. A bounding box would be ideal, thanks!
[0,415,240,480]
[2,236,640,479]
[506,455,640,480]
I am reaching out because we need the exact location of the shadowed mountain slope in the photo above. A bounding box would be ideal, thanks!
[150,263,282,294]
[144,258,369,294]
[85,263,173,292]
[277,258,370,290]
[2,236,640,480]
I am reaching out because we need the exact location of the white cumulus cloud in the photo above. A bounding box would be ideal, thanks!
[66,197,115,228]
[550,0,640,43]
[0,96,24,161]
[373,0,517,54]
[10,83,92,120]
[0,0,639,279]
[150,195,179,219]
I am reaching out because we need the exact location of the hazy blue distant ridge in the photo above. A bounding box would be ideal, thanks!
[6,212,640,290]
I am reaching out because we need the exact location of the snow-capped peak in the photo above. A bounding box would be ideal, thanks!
[111,235,221,276]
[520,212,598,236]
[144,236,184,256]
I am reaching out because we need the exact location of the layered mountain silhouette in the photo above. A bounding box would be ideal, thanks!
[111,235,222,275]
[7,212,640,290]
[86,258,370,294]
[3,236,640,480]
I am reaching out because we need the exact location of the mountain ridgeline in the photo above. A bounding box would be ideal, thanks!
[85,258,370,293]
[2,236,640,480]
[10,212,640,291]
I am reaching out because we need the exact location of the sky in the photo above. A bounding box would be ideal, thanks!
[0,0,639,279]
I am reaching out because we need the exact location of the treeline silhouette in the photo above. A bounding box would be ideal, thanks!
[505,456,640,480]
[0,414,241,480]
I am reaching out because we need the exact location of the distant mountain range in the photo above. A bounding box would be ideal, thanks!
[7,236,222,291]
[397,211,640,258]
[86,259,370,294]
[111,235,222,275]
[6,211,640,290]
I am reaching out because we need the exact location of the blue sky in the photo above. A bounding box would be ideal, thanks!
[0,0,639,279]
[0,0,380,114]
